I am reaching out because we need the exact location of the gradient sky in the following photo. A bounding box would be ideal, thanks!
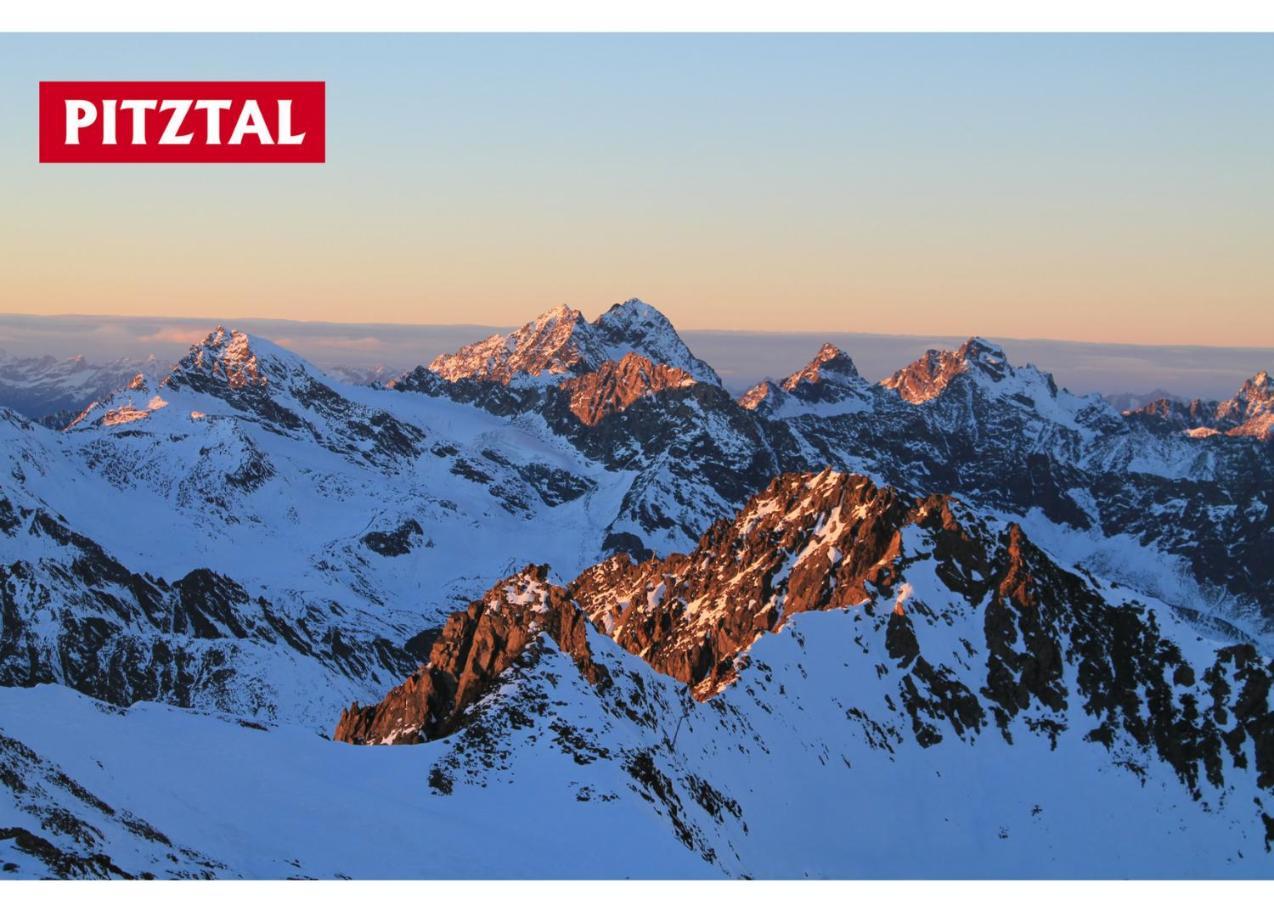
[1,34,1272,346]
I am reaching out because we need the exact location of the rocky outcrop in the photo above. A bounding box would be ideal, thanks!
[399,304,1274,615]
[571,471,966,697]
[739,344,873,414]
[333,469,1274,825]
[361,519,425,557]
[333,565,605,744]
[881,336,1015,403]
[1126,370,1274,440]
[557,353,696,426]
[428,305,605,383]
[1219,370,1274,438]
[0,493,424,720]
[780,343,869,400]
[736,379,782,412]
[1123,396,1226,434]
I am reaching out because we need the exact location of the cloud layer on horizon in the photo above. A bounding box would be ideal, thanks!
[1,313,1269,402]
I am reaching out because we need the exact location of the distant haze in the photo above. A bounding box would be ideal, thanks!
[1,313,1267,401]
[1,35,1273,346]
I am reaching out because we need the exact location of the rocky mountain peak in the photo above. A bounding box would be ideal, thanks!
[77,327,429,466]
[739,344,870,414]
[1126,369,1274,440]
[1219,369,1274,439]
[65,370,168,430]
[167,327,270,392]
[596,297,664,326]
[591,297,721,386]
[0,349,173,427]
[570,469,933,697]
[780,343,860,392]
[1227,369,1273,409]
[737,380,782,412]
[527,303,591,341]
[427,298,721,387]
[428,304,605,384]
[881,349,959,404]
[882,337,1013,403]
[958,335,1005,358]
[779,339,861,390]
[539,302,582,321]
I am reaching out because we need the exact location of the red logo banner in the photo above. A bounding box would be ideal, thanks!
[39,81,325,163]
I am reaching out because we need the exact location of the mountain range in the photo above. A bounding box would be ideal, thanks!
[0,298,1271,878]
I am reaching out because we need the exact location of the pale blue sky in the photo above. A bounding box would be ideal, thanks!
[1,34,1272,345]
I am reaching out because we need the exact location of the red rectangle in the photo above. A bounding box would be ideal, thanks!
[39,81,325,163]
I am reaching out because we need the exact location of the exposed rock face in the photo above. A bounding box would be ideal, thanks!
[429,305,605,383]
[1126,370,1274,440]
[394,310,1274,616]
[71,328,427,469]
[562,379,779,555]
[737,379,782,412]
[1219,370,1274,438]
[0,490,424,722]
[781,343,864,396]
[588,299,721,386]
[333,565,604,744]
[335,471,971,743]
[0,348,168,428]
[740,344,873,414]
[558,353,696,426]
[571,471,961,697]
[0,727,224,878]
[360,519,425,557]
[170,327,267,391]
[425,298,719,387]
[334,469,1274,847]
[387,363,546,418]
[881,336,1014,403]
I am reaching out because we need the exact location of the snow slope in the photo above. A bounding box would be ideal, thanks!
[4,475,1271,878]
[1,305,1271,879]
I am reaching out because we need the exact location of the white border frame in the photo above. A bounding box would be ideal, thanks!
[3,0,1274,32]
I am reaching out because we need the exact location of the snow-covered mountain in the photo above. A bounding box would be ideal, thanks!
[426,298,721,387]
[5,471,1270,877]
[0,348,168,427]
[739,342,874,417]
[2,326,635,730]
[1,304,1271,879]
[733,337,1274,624]
[415,317,1274,625]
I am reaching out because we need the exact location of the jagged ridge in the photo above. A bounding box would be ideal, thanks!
[332,468,1274,840]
